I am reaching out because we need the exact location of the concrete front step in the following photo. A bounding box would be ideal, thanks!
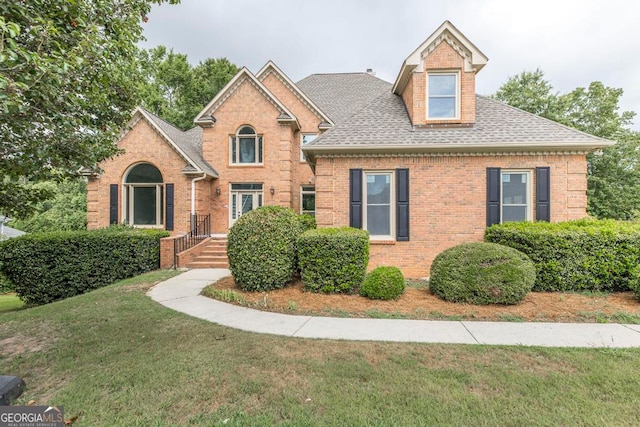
[185,261,230,269]
[188,238,228,269]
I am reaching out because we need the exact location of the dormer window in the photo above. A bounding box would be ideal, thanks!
[230,126,263,164]
[427,72,459,119]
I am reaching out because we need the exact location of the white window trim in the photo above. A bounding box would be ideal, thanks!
[426,71,461,120]
[500,170,533,223]
[363,171,395,240]
[229,127,263,166]
[300,185,315,216]
[300,133,318,162]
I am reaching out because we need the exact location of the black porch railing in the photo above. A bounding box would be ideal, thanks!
[173,213,211,268]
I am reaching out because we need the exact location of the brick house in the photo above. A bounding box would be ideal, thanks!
[86,21,612,277]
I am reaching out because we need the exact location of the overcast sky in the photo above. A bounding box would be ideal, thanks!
[140,0,640,129]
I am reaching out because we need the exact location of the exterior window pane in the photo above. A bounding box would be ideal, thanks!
[503,206,527,222]
[239,137,255,163]
[367,174,390,204]
[428,74,457,119]
[241,194,254,215]
[301,185,316,216]
[501,172,529,223]
[502,173,527,204]
[365,173,392,237]
[133,187,157,225]
[428,98,455,118]
[301,134,318,161]
[367,205,390,235]
[429,75,456,96]
[125,163,163,183]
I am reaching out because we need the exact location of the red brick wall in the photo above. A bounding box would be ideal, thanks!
[315,153,588,278]
[402,41,476,126]
[87,118,198,233]
[201,74,321,233]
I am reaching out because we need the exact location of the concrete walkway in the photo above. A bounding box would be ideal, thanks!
[147,269,640,348]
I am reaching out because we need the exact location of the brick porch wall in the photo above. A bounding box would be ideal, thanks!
[315,153,588,278]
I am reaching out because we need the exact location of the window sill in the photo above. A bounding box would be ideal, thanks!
[369,239,396,245]
[229,164,264,167]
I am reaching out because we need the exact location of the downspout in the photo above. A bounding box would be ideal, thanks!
[191,173,208,216]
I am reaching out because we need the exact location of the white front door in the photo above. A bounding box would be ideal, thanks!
[229,184,263,227]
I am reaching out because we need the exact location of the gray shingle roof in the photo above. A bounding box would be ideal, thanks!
[296,73,392,125]
[140,108,218,177]
[302,78,612,152]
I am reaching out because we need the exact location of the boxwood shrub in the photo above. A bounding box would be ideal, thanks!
[429,242,535,305]
[359,266,405,300]
[485,219,640,292]
[0,228,168,305]
[297,227,369,293]
[227,206,302,292]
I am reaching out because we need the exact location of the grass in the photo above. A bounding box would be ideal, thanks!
[0,293,25,313]
[1,270,640,425]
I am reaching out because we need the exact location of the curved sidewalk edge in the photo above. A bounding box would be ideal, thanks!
[147,269,640,348]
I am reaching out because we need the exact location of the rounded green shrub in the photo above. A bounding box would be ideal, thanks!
[359,266,405,300]
[227,206,302,292]
[429,242,535,305]
[297,227,369,293]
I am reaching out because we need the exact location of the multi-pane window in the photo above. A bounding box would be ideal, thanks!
[364,172,393,238]
[300,133,317,161]
[230,126,263,164]
[428,73,458,119]
[123,163,163,226]
[301,186,315,216]
[501,171,531,222]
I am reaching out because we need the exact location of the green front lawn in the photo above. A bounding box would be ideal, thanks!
[0,293,24,312]
[1,270,639,426]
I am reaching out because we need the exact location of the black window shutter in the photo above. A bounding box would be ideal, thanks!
[486,168,501,226]
[396,168,410,241]
[349,169,363,228]
[109,184,118,225]
[165,183,174,231]
[536,167,550,222]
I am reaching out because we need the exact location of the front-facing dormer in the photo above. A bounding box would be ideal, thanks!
[393,21,488,126]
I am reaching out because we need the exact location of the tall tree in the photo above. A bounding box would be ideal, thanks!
[137,47,239,130]
[0,0,179,218]
[493,70,640,219]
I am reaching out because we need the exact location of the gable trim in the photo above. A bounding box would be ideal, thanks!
[194,67,300,129]
[393,20,488,95]
[256,61,335,128]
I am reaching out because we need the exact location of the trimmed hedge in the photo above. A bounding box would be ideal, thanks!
[360,266,405,300]
[0,228,168,305]
[485,219,640,292]
[297,227,369,293]
[429,242,535,305]
[227,206,302,292]
[297,214,317,232]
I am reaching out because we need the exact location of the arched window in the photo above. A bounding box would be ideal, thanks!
[123,163,164,226]
[230,126,263,164]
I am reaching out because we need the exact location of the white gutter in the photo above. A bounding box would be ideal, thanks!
[191,173,208,216]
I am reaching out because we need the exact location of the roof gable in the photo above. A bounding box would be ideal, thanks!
[256,61,334,129]
[393,20,488,95]
[194,67,299,129]
[126,107,218,178]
